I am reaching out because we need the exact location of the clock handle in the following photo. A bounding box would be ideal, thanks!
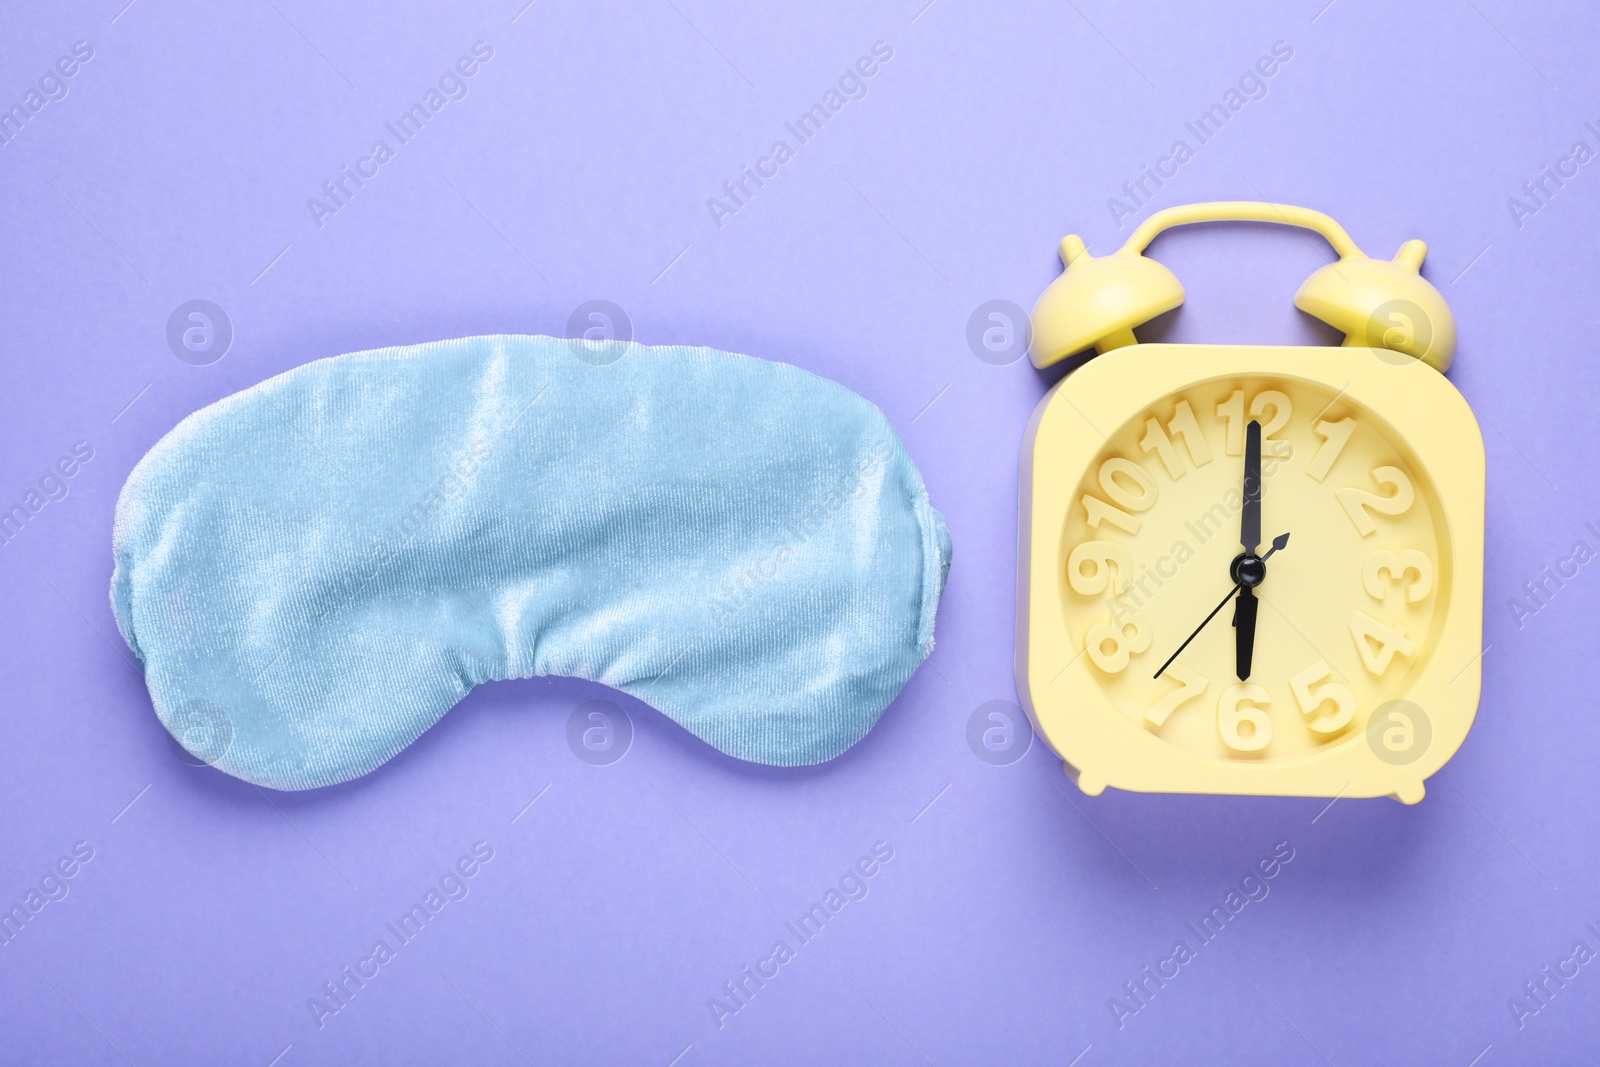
[1118,201,1363,259]
[1028,201,1456,373]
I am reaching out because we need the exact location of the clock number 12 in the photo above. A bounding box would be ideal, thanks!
[1218,389,1292,456]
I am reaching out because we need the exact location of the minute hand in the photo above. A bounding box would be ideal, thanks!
[1241,419,1261,555]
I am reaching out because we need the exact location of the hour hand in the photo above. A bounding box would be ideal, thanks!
[1230,531,1286,681]
[1233,586,1259,680]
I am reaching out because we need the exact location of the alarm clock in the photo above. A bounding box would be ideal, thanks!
[1017,202,1484,804]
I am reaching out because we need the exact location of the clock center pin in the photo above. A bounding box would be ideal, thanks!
[1230,553,1267,588]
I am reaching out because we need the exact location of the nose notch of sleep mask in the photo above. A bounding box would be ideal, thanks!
[110,335,951,789]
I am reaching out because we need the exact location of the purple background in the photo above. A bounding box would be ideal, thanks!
[2,0,1597,1063]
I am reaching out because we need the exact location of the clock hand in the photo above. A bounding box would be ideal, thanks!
[1152,532,1290,681]
[1234,586,1259,680]
[1241,419,1261,556]
[1233,531,1288,681]
[1152,582,1239,680]
[1230,425,1266,680]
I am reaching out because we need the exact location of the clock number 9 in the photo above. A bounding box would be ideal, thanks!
[1362,548,1433,603]
[1217,683,1272,753]
[1336,465,1415,536]
[1085,613,1151,673]
[1218,389,1292,457]
[1066,540,1132,597]
[1289,660,1355,734]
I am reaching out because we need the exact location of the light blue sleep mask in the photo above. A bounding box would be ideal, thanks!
[110,335,950,790]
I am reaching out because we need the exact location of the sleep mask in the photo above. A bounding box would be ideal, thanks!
[110,335,951,790]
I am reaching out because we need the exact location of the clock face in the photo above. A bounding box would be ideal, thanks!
[1058,374,1449,763]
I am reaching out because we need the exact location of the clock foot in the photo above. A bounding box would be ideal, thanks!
[1065,762,1106,796]
[1392,781,1426,805]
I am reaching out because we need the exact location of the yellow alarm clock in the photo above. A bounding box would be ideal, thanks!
[1017,202,1484,804]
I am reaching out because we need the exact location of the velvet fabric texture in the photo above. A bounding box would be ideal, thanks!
[110,335,951,790]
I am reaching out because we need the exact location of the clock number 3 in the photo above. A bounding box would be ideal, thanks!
[1336,465,1414,536]
[1362,548,1434,603]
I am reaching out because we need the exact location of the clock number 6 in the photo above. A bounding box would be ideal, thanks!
[1218,683,1272,753]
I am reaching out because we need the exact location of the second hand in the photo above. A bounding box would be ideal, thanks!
[1152,582,1239,680]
